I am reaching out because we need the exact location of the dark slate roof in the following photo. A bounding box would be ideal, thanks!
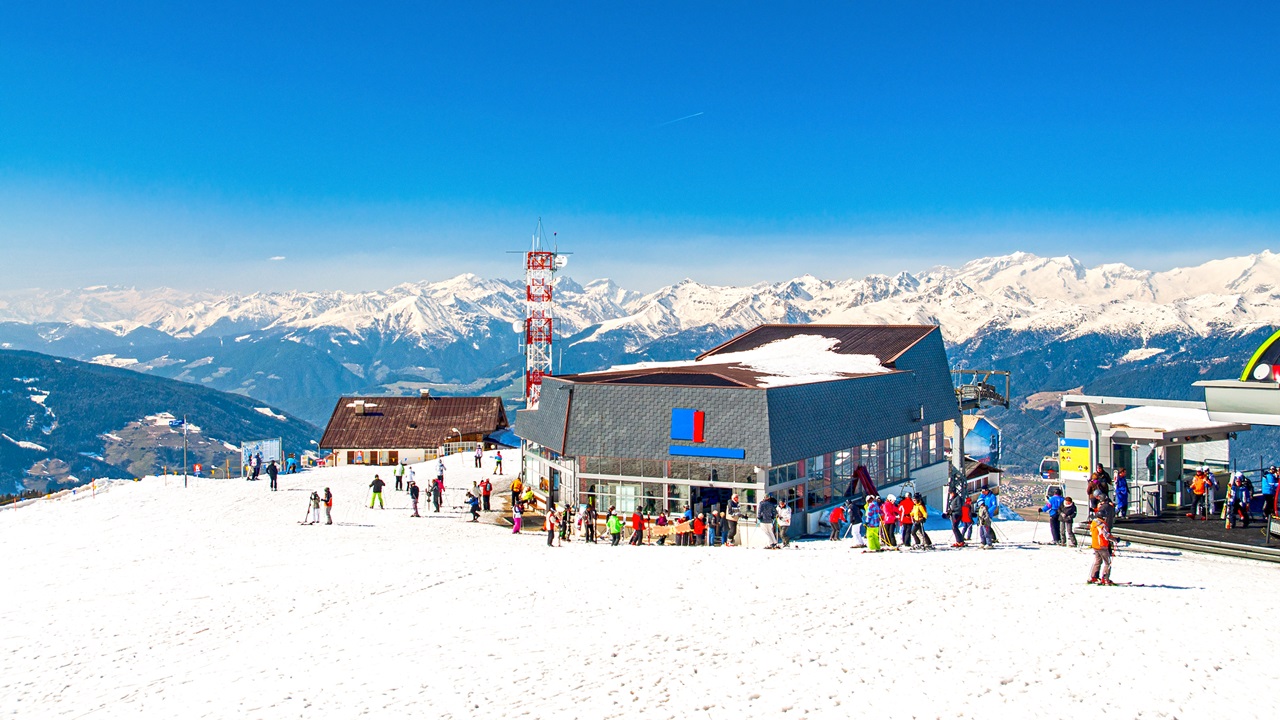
[318,396,508,450]
[697,324,937,363]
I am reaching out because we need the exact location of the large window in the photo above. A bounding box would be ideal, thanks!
[886,435,907,481]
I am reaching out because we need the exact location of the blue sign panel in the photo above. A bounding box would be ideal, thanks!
[669,445,746,460]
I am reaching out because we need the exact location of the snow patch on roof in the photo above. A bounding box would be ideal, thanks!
[584,335,892,387]
[1098,406,1240,433]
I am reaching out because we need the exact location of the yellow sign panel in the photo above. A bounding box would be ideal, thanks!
[1057,438,1091,481]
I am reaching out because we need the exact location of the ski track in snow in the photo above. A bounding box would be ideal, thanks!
[2,451,1278,719]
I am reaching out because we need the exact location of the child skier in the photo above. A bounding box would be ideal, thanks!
[975,498,994,548]
[512,502,524,534]
[465,491,480,522]
[864,496,883,552]
[1087,514,1115,585]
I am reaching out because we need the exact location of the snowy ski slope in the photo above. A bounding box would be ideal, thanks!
[2,450,1278,719]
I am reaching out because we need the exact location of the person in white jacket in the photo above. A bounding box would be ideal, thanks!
[777,501,793,547]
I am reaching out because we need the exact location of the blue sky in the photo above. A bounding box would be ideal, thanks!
[2,2,1278,291]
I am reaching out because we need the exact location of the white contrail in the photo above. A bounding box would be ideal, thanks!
[656,111,704,127]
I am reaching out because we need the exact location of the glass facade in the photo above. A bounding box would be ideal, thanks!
[800,422,948,511]
[565,422,948,518]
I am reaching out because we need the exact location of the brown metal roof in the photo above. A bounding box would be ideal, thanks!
[697,324,938,363]
[318,396,508,450]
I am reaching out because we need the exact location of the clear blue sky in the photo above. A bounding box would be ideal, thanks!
[2,2,1278,291]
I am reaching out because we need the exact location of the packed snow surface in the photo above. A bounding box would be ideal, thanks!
[1098,405,1243,433]
[2,451,1278,719]
[585,335,891,387]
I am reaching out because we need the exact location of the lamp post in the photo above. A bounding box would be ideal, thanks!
[451,427,462,454]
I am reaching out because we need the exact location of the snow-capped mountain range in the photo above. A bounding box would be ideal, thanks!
[2,250,1277,347]
[1,251,1278,471]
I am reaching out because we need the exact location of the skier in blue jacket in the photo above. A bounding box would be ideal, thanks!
[1040,488,1065,545]
[1262,466,1278,518]
[980,487,1000,519]
[1114,468,1130,519]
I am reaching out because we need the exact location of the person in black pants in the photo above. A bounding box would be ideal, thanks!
[946,490,965,546]
[267,461,279,491]
[583,505,597,543]
[408,481,420,517]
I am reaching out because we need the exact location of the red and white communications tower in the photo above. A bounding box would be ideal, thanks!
[521,219,567,410]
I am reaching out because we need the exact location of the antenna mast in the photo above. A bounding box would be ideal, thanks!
[522,219,565,409]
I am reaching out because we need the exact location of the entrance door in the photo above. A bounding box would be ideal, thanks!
[347,451,356,465]
[388,450,398,466]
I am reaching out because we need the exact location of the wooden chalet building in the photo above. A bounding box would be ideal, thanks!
[318,392,509,466]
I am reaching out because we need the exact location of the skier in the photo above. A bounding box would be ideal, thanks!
[431,476,443,513]
[946,490,966,547]
[494,451,504,475]
[267,460,279,491]
[898,493,915,547]
[474,445,483,469]
[437,458,445,482]
[307,491,322,524]
[322,487,333,525]
[1087,513,1116,585]
[1039,488,1064,545]
[1114,468,1130,519]
[479,478,492,511]
[757,495,779,549]
[828,503,846,541]
[394,460,406,492]
[510,476,523,509]
[692,513,707,546]
[1060,496,1079,548]
[465,492,481,522]
[546,504,560,547]
[560,504,574,542]
[629,509,645,545]
[725,494,741,546]
[1263,466,1278,518]
[980,486,1000,521]
[864,496,883,552]
[1228,474,1252,529]
[406,464,415,493]
[607,507,623,545]
[250,452,262,481]
[654,511,669,545]
[369,474,386,509]
[777,501,793,547]
[880,495,898,548]
[960,496,974,542]
[1188,469,1209,519]
[975,498,994,548]
[909,494,933,548]
[582,503,598,543]
[408,480,421,517]
[512,501,523,534]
